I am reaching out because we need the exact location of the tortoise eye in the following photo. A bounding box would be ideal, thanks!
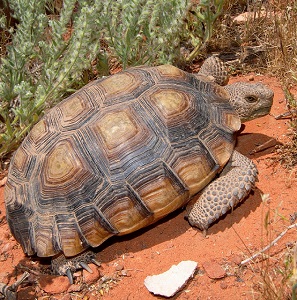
[245,95,258,103]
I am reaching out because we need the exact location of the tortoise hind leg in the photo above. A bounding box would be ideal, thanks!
[51,251,101,284]
[186,150,258,234]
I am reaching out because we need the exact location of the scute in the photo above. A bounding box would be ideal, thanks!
[58,93,97,130]
[150,88,189,117]
[29,119,48,144]
[95,110,139,150]
[45,140,81,184]
[5,64,240,258]
[155,64,186,79]
[76,206,114,248]
[55,213,86,257]
[102,196,153,235]
[172,152,219,196]
[11,146,29,174]
[100,72,137,96]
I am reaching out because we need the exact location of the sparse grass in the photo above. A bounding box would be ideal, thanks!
[256,248,295,300]
[241,194,297,300]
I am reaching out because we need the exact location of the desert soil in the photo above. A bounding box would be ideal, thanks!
[0,74,296,300]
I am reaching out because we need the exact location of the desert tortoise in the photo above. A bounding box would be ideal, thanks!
[5,57,273,280]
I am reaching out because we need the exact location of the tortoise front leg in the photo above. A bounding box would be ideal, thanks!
[51,251,100,284]
[186,150,258,235]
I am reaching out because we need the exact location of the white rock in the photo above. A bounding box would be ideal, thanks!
[144,260,197,297]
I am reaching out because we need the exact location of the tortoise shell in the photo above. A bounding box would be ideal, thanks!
[5,65,240,258]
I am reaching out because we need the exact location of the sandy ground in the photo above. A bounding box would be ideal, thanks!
[0,74,296,300]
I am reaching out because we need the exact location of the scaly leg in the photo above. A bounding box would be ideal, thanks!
[186,150,258,235]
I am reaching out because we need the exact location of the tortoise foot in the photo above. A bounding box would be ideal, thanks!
[51,251,100,284]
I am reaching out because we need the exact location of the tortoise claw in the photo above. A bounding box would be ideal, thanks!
[91,258,101,267]
[66,269,73,285]
[80,262,93,273]
[52,251,100,282]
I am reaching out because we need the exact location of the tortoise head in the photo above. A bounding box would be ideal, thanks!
[224,82,274,123]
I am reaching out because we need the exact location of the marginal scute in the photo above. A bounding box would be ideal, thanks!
[100,72,138,96]
[12,146,29,173]
[211,140,233,167]
[215,85,230,100]
[3,182,14,208]
[59,226,84,257]
[156,64,185,78]
[29,119,47,144]
[222,111,241,131]
[138,177,187,220]
[35,224,56,257]
[150,89,189,118]
[198,124,234,168]
[173,154,218,196]
[78,210,113,248]
[103,197,152,234]
[95,110,139,149]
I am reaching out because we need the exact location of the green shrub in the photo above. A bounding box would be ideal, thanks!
[0,0,224,160]
[0,0,105,158]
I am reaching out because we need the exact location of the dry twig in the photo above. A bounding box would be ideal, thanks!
[241,223,297,265]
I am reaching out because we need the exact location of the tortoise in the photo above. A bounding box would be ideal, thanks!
[4,57,274,281]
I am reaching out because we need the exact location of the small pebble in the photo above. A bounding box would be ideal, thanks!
[1,242,13,254]
[202,261,226,279]
[115,264,124,271]
[120,269,130,277]
[39,275,71,294]
[231,254,243,265]
[67,284,83,293]
[83,264,100,284]
[220,281,228,289]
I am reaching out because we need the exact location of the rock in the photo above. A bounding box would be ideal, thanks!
[202,261,226,279]
[67,284,83,293]
[17,286,37,300]
[115,263,124,271]
[248,75,255,81]
[120,269,130,277]
[1,242,13,254]
[144,260,197,297]
[220,281,228,289]
[82,263,100,284]
[0,272,9,284]
[231,254,243,265]
[39,275,71,294]
[233,10,279,25]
